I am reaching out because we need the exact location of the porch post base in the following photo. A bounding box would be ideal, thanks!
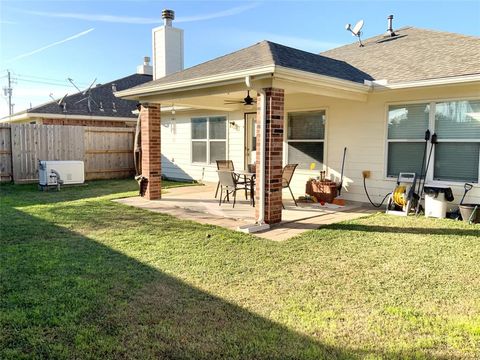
[237,223,271,233]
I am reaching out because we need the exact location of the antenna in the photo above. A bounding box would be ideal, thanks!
[345,19,365,47]
[49,93,56,101]
[71,77,99,113]
[58,93,68,106]
[67,78,82,93]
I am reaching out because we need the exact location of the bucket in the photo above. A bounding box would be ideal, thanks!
[459,204,480,224]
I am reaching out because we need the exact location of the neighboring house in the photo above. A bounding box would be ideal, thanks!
[1,59,153,127]
[117,10,480,226]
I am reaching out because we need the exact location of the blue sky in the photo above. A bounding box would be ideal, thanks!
[1,0,479,117]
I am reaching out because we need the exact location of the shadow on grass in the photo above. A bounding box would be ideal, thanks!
[0,179,193,208]
[321,222,479,237]
[1,199,451,359]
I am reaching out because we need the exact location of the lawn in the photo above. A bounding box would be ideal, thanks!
[1,179,479,359]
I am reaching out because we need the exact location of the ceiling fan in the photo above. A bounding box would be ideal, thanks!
[224,90,256,106]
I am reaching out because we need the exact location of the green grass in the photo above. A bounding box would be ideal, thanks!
[1,179,479,359]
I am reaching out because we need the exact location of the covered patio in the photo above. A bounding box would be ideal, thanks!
[115,182,375,241]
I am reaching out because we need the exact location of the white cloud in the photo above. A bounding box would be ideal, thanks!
[6,28,94,63]
[22,4,259,25]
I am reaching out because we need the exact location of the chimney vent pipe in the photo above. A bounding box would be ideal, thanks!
[162,9,175,26]
[385,15,396,37]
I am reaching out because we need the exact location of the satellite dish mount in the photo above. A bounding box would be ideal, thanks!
[345,19,365,47]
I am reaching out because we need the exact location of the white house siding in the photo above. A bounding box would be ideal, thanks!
[284,82,480,208]
[161,109,245,183]
[160,83,480,207]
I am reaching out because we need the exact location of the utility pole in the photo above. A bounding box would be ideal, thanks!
[3,70,14,116]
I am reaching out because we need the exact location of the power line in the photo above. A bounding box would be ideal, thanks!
[14,73,90,87]
[14,78,76,87]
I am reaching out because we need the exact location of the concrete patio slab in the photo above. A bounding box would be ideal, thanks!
[114,182,377,241]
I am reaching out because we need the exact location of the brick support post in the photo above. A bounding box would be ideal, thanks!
[141,103,161,200]
[255,88,284,224]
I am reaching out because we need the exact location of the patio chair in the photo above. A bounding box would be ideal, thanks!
[217,170,247,208]
[215,160,247,199]
[247,163,256,174]
[215,160,234,198]
[282,164,298,208]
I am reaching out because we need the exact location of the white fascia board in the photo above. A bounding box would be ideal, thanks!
[273,66,372,94]
[1,113,136,123]
[372,74,480,91]
[115,65,276,99]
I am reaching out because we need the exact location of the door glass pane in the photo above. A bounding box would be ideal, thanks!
[434,142,479,182]
[387,142,424,177]
[192,118,207,139]
[435,100,480,139]
[209,116,226,139]
[288,142,323,170]
[192,141,207,163]
[288,111,325,140]
[388,104,430,139]
[209,141,226,164]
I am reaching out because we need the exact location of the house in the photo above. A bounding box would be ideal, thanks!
[1,58,153,127]
[116,10,480,227]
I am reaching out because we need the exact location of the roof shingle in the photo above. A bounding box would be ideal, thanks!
[320,27,480,84]
[28,73,152,118]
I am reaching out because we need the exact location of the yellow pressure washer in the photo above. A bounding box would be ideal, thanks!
[386,172,419,216]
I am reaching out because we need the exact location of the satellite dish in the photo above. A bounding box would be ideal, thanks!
[345,19,365,47]
[352,20,364,35]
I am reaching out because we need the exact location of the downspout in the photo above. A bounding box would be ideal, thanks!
[237,76,269,232]
[256,88,266,225]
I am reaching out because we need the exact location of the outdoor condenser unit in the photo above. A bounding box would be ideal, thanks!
[38,160,85,187]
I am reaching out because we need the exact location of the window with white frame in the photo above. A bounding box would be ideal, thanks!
[191,116,227,164]
[287,111,325,170]
[387,100,480,183]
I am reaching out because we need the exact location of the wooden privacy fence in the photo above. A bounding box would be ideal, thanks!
[0,124,135,183]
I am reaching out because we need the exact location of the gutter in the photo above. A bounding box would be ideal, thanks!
[1,112,137,123]
[368,73,480,91]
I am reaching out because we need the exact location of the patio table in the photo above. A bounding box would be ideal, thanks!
[234,170,256,206]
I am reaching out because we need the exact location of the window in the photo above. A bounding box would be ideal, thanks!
[287,111,325,170]
[434,100,480,182]
[191,116,227,164]
[386,100,480,183]
[387,103,430,177]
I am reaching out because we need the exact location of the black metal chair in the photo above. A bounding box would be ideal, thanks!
[282,164,298,208]
[215,160,247,199]
[217,170,247,208]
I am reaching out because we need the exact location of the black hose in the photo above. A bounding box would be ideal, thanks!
[363,176,391,208]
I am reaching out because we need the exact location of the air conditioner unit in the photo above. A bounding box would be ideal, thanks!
[39,160,85,186]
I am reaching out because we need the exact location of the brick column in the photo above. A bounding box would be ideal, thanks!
[141,103,161,200]
[255,88,284,224]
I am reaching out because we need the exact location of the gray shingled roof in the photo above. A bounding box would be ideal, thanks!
[130,40,373,91]
[321,27,480,84]
[28,74,151,118]
[128,27,479,94]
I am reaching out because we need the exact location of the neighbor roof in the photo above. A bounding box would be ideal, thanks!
[130,40,373,91]
[321,27,480,84]
[22,73,151,118]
